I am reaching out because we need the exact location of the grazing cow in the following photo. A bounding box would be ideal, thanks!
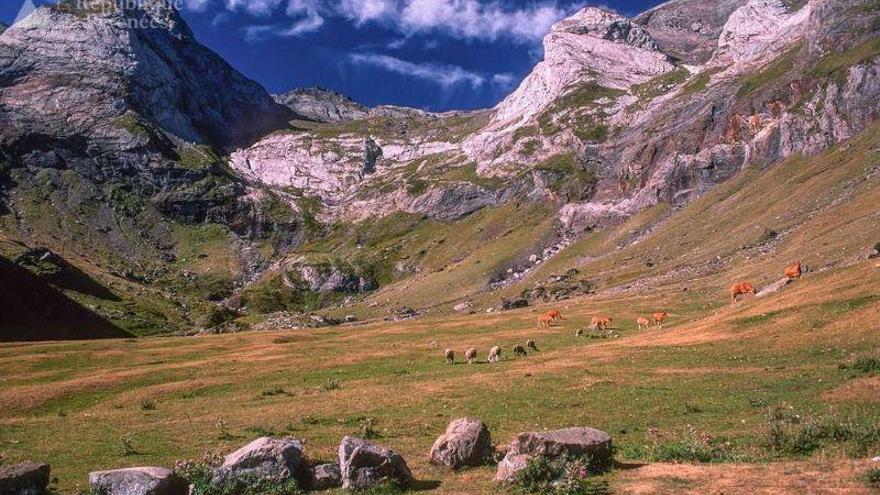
[538,313,554,328]
[591,316,612,330]
[488,346,502,363]
[465,347,477,364]
[526,339,539,352]
[784,261,802,280]
[653,312,669,329]
[636,317,650,331]
[547,309,564,321]
[513,345,528,358]
[444,349,454,365]
[729,282,757,303]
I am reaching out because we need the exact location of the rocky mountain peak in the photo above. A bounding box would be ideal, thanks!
[274,87,368,123]
[550,7,623,36]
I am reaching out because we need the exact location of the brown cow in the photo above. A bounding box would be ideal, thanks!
[538,313,554,327]
[730,282,757,303]
[591,316,612,330]
[784,261,802,280]
[653,312,670,329]
[636,317,650,331]
[547,309,564,321]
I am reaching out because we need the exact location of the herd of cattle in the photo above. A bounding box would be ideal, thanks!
[441,261,806,364]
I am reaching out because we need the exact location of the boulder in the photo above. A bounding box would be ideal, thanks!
[88,467,186,495]
[494,427,612,482]
[338,436,412,490]
[308,463,341,491]
[0,462,50,495]
[429,418,493,470]
[756,277,792,298]
[212,437,305,485]
[501,298,529,310]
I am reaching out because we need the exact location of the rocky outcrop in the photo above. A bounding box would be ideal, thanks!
[274,87,368,123]
[0,462,51,494]
[494,427,613,482]
[212,437,305,485]
[283,262,377,294]
[429,418,493,470]
[634,0,743,64]
[89,467,187,495]
[407,183,497,221]
[338,436,412,490]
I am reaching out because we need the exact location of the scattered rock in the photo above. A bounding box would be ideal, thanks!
[429,417,493,470]
[453,301,473,313]
[494,427,613,482]
[338,436,413,490]
[0,462,51,495]
[212,437,305,485]
[89,467,186,495]
[308,463,341,491]
[344,315,358,323]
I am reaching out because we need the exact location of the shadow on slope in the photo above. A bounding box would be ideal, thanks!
[0,257,131,341]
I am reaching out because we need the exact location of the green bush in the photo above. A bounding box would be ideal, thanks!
[513,454,611,495]
[176,460,304,495]
[762,405,880,458]
[860,468,880,488]
[626,426,735,463]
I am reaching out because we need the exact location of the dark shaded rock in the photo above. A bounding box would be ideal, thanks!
[338,436,412,490]
[212,437,305,485]
[429,417,493,470]
[494,427,612,482]
[501,298,529,310]
[409,183,497,221]
[0,462,50,495]
[363,138,383,175]
[88,467,186,495]
[308,463,341,491]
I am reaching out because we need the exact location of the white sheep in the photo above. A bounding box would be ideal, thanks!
[465,347,477,364]
[488,345,502,363]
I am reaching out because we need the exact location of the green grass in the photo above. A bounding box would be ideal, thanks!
[738,43,803,97]
[811,38,880,83]
[681,68,724,96]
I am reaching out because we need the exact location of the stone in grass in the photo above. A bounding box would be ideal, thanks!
[338,436,412,490]
[429,418,493,470]
[89,467,187,495]
[494,427,612,482]
[308,463,341,491]
[211,437,306,485]
[0,462,51,495]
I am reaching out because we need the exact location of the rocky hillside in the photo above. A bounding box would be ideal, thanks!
[1,0,879,339]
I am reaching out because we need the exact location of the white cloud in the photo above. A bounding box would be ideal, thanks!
[209,0,572,44]
[349,53,517,89]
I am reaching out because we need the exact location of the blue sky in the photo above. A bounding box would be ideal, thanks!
[1,0,664,111]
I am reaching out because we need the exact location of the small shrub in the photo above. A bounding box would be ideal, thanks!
[638,426,734,463]
[761,405,880,458]
[261,387,289,397]
[120,433,139,456]
[839,356,880,374]
[57,409,68,417]
[513,453,611,495]
[322,379,341,392]
[244,425,277,437]
[140,398,156,411]
[860,468,880,488]
[684,403,703,414]
[356,481,405,495]
[216,418,234,441]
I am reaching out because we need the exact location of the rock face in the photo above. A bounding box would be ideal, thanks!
[274,87,368,123]
[338,436,413,490]
[494,427,613,482]
[0,462,51,494]
[634,0,744,64]
[88,467,187,495]
[308,463,341,491]
[212,437,305,485]
[429,418,493,470]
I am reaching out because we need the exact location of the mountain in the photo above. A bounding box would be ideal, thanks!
[1,0,879,340]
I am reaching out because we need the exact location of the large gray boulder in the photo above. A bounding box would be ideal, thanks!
[88,467,186,495]
[338,437,412,490]
[429,418,493,470]
[494,427,612,482]
[212,437,305,485]
[0,462,50,495]
[308,463,341,491]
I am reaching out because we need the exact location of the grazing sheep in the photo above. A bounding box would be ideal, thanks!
[513,345,527,357]
[526,339,539,352]
[785,261,802,279]
[729,282,757,303]
[430,340,438,348]
[653,312,669,329]
[575,328,584,337]
[488,345,502,363]
[636,317,650,331]
[444,348,454,365]
[465,347,477,364]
